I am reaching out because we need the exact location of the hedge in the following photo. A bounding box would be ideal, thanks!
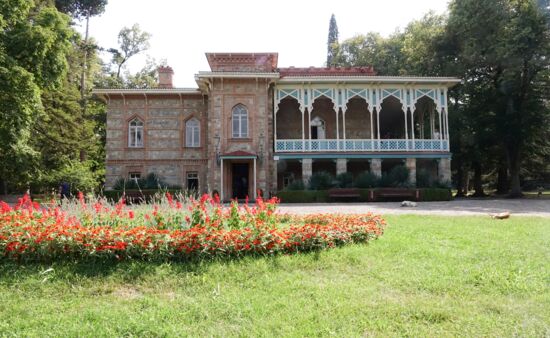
[276,190,329,203]
[419,188,452,201]
[276,188,451,203]
[102,189,184,202]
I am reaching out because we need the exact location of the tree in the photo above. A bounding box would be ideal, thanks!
[109,24,151,79]
[0,1,73,193]
[55,0,107,99]
[333,13,446,76]
[326,14,339,66]
[447,0,550,197]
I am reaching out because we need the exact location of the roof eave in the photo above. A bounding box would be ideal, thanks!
[277,76,462,86]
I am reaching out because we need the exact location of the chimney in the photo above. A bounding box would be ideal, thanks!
[158,65,174,88]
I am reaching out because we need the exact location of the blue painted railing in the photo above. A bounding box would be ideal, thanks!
[275,139,449,152]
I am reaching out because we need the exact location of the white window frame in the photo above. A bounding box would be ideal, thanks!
[185,118,200,147]
[232,104,249,138]
[128,118,144,148]
[128,172,141,182]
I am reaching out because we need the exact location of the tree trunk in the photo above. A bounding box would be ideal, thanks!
[507,145,523,198]
[472,161,485,197]
[463,169,470,196]
[80,12,90,100]
[455,159,465,197]
[496,156,509,195]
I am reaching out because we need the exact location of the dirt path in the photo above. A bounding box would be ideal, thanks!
[278,198,550,217]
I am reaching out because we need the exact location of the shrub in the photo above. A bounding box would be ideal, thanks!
[388,165,410,186]
[378,173,394,188]
[276,190,329,203]
[285,179,305,191]
[112,173,180,191]
[416,169,433,188]
[354,171,379,188]
[308,172,335,190]
[420,188,452,201]
[336,172,353,188]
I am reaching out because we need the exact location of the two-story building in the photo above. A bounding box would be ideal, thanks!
[94,52,460,201]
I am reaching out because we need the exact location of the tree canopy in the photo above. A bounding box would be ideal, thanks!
[332,1,550,196]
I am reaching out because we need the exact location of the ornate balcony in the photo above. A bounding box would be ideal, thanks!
[274,139,449,153]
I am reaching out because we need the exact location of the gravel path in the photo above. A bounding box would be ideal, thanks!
[278,198,550,217]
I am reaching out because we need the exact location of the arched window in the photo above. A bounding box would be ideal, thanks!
[232,104,248,138]
[128,118,144,147]
[185,118,200,147]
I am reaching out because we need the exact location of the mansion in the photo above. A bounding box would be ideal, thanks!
[94,53,460,200]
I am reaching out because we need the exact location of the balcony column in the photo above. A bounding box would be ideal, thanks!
[429,105,435,138]
[410,88,416,150]
[336,158,347,175]
[370,158,382,178]
[444,88,450,142]
[335,108,340,150]
[438,109,443,149]
[302,158,313,184]
[376,108,381,151]
[438,157,451,184]
[369,106,374,142]
[403,88,409,150]
[342,109,346,140]
[404,108,409,150]
[406,158,416,186]
[300,105,305,150]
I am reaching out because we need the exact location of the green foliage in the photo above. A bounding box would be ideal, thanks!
[389,165,410,187]
[46,159,99,193]
[112,173,179,191]
[308,172,335,190]
[420,188,452,201]
[332,12,445,76]
[102,189,183,202]
[336,172,353,188]
[446,0,550,196]
[108,23,151,79]
[285,179,305,191]
[276,190,329,203]
[0,1,74,192]
[416,169,433,188]
[354,171,379,188]
[55,0,107,19]
[1,215,548,336]
[326,14,339,66]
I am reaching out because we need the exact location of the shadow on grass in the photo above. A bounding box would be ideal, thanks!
[0,245,343,284]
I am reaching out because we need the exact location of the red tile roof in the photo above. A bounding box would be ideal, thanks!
[278,66,376,77]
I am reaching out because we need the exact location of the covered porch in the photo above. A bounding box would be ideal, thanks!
[274,79,459,153]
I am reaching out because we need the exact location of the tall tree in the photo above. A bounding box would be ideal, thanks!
[0,0,73,193]
[326,14,339,66]
[55,0,107,99]
[447,0,550,197]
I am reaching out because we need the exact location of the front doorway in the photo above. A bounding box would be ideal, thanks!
[232,163,249,199]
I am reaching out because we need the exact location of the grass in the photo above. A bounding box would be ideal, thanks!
[1,215,549,337]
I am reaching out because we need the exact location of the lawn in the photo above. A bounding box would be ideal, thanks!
[0,215,549,337]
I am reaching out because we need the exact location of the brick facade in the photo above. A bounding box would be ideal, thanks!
[95,52,458,200]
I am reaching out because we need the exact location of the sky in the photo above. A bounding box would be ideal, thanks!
[81,0,450,87]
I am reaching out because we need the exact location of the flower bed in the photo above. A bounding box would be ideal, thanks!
[0,194,385,262]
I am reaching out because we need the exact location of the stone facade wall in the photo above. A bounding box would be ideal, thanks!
[206,77,274,199]
[104,94,208,191]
